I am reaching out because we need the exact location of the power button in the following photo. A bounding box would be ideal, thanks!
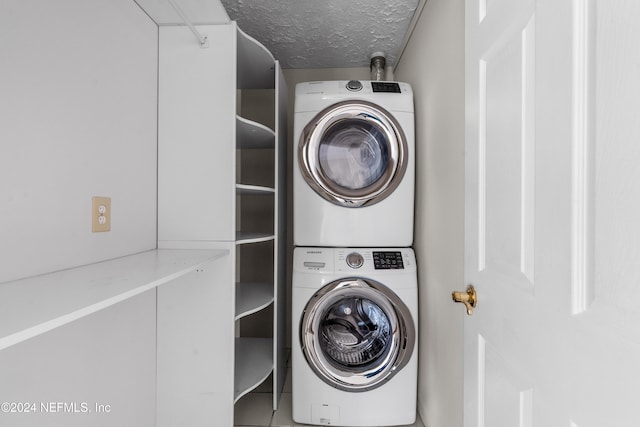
[346,252,364,269]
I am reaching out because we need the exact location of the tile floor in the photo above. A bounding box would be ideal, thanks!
[234,366,424,427]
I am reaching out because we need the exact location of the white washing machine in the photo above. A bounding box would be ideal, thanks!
[292,247,418,426]
[294,80,415,247]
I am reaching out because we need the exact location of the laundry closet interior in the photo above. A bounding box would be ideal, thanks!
[0,0,464,426]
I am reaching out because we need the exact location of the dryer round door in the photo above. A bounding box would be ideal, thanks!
[299,277,415,392]
[298,100,408,207]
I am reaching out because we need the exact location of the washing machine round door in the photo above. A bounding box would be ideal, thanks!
[300,278,415,392]
[298,100,408,207]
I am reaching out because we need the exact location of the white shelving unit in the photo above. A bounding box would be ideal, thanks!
[2,1,285,424]
[234,25,288,411]
[156,19,287,422]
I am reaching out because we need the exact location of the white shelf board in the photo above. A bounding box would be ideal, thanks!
[236,116,275,149]
[236,232,275,245]
[236,25,275,89]
[0,249,228,351]
[234,337,273,403]
[236,184,275,195]
[235,282,274,320]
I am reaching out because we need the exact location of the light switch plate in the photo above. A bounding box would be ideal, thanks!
[92,196,111,232]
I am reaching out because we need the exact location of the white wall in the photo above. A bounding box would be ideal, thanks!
[394,0,465,426]
[0,0,158,283]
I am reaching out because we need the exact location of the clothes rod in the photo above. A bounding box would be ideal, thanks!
[166,0,209,48]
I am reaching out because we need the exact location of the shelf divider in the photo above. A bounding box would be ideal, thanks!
[236,116,275,149]
[236,26,275,90]
[235,282,274,320]
[234,337,273,403]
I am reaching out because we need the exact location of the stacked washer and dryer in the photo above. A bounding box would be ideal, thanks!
[292,80,418,426]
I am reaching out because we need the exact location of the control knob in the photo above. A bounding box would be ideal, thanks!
[346,80,363,91]
[346,252,364,269]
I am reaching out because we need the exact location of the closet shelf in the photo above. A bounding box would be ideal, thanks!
[234,337,273,403]
[0,249,229,351]
[235,232,275,245]
[235,282,274,320]
[236,116,275,149]
[236,184,275,195]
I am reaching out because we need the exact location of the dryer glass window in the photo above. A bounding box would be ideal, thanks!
[319,296,393,371]
[318,119,390,190]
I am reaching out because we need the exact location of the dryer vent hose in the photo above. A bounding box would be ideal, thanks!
[370,53,386,81]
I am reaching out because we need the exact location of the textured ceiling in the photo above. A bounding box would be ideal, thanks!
[220,0,421,69]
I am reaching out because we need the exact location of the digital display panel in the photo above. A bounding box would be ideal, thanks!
[373,251,404,269]
[371,82,401,93]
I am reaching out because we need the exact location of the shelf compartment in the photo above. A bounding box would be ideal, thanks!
[236,188,274,243]
[234,337,273,403]
[235,282,274,320]
[236,116,275,149]
[236,27,275,90]
[236,149,275,188]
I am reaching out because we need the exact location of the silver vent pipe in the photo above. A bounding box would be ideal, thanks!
[370,52,386,81]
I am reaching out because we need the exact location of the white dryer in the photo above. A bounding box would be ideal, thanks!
[294,80,415,247]
[292,247,418,426]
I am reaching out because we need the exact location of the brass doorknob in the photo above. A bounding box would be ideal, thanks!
[452,285,477,315]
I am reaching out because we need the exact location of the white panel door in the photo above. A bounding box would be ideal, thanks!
[464,0,640,425]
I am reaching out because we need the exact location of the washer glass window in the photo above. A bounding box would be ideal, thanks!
[320,295,392,370]
[300,278,415,392]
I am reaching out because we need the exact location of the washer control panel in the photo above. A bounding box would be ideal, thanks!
[338,248,414,273]
[294,247,415,273]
